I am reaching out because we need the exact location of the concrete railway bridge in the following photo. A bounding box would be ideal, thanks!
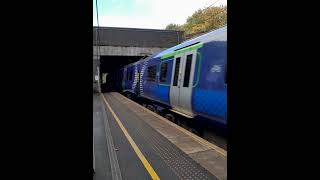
[93,27,184,92]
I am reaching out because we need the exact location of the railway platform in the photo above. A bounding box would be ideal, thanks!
[93,92,227,180]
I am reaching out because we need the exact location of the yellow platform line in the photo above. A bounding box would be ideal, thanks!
[113,92,227,157]
[101,94,160,180]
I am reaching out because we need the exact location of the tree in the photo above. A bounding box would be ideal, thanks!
[165,6,227,39]
[165,23,182,31]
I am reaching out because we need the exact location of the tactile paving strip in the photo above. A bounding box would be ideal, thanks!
[105,94,218,180]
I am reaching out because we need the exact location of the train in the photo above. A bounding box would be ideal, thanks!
[110,25,227,129]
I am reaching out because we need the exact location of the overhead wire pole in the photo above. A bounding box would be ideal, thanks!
[95,0,101,93]
[203,0,226,31]
[183,0,224,40]
[209,0,226,28]
[93,0,100,176]
[205,0,221,9]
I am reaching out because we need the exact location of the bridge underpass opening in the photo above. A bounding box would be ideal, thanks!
[100,55,144,92]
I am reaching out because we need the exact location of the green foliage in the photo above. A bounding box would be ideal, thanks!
[165,6,227,39]
[165,23,182,31]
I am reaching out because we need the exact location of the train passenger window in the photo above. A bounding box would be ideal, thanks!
[160,62,168,82]
[173,57,181,86]
[147,65,156,81]
[183,54,193,87]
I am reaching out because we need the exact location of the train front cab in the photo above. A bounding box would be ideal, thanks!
[122,63,140,98]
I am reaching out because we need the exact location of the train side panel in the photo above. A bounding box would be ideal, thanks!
[139,42,227,125]
[140,57,173,106]
[192,41,227,125]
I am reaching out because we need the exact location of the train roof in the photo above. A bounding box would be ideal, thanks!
[154,25,227,58]
[123,52,158,68]
[123,25,227,68]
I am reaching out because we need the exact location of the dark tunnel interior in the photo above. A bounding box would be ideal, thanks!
[99,55,143,92]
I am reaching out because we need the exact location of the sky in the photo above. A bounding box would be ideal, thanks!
[93,0,227,29]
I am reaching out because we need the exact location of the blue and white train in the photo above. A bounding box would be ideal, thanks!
[113,26,227,127]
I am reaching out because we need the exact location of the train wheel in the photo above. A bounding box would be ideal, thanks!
[157,110,164,116]
[147,105,153,111]
[193,123,204,137]
[165,114,175,122]
[181,120,189,129]
[176,118,182,126]
[191,128,202,137]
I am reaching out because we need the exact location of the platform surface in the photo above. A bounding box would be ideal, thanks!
[93,92,227,180]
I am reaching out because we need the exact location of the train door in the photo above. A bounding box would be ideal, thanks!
[170,54,182,111]
[170,50,197,117]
